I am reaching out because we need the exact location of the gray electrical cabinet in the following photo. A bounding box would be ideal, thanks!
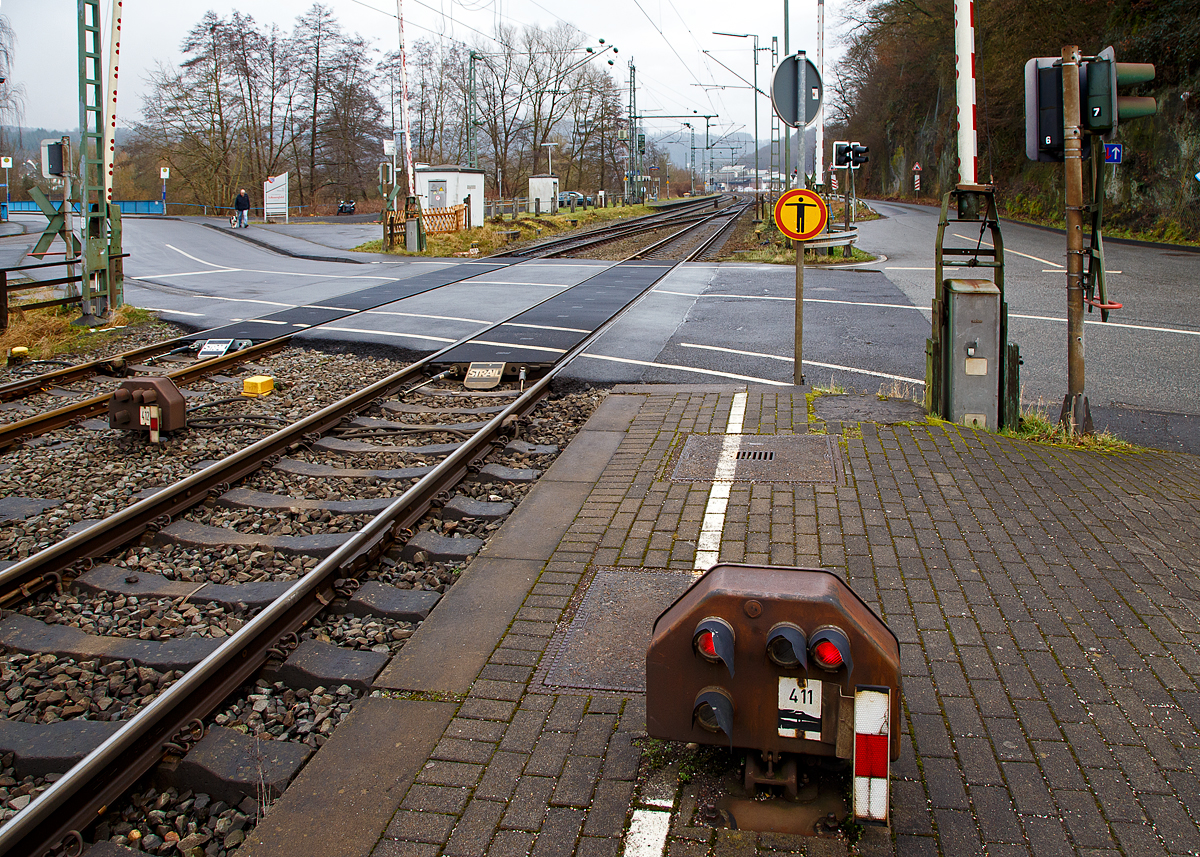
[944,279,1001,429]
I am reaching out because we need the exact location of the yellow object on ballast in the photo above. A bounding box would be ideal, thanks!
[242,375,274,397]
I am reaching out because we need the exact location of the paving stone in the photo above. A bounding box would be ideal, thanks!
[583,779,634,837]
[488,830,536,857]
[401,784,471,814]
[531,806,584,857]
[475,751,528,801]
[443,798,506,857]
[525,730,573,778]
[550,755,602,807]
[384,810,456,843]
[501,776,555,831]
[372,842,441,857]
[416,760,484,788]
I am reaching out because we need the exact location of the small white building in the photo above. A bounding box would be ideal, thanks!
[414,165,485,228]
[528,174,559,214]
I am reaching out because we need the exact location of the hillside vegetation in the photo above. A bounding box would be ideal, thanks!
[833,0,1200,241]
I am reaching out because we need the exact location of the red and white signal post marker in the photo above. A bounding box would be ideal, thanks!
[774,188,829,385]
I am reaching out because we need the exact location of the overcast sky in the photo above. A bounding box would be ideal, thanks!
[4,0,851,154]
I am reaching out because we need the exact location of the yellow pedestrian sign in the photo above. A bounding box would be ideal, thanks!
[774,189,828,241]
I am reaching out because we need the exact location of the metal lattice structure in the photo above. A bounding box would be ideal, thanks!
[76,0,122,317]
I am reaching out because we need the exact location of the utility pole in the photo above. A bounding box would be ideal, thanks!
[468,51,478,169]
[814,0,825,190]
[783,0,790,188]
[1061,45,1088,432]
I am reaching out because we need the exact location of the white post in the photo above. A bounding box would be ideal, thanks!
[395,0,417,199]
[954,0,977,185]
[815,0,825,189]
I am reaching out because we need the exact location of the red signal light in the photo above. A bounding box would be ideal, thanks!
[697,630,717,659]
[812,639,843,669]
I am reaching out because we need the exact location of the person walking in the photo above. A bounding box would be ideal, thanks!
[233,188,251,228]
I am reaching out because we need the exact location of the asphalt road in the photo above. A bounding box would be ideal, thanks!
[857,200,1200,451]
[91,211,1200,454]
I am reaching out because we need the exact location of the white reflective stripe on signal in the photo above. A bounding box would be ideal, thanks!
[853,688,891,823]
[694,392,747,571]
[622,809,671,857]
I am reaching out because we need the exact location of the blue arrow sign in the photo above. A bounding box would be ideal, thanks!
[1104,143,1123,164]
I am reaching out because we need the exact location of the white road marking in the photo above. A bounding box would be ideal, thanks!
[466,280,572,288]
[316,327,458,343]
[655,290,921,311]
[695,391,747,571]
[468,340,566,354]
[160,244,394,280]
[502,322,591,333]
[679,343,926,385]
[578,353,789,385]
[622,809,672,857]
[140,308,205,317]
[1042,269,1122,274]
[165,244,231,268]
[364,310,490,324]
[954,233,1062,267]
[1009,313,1200,337]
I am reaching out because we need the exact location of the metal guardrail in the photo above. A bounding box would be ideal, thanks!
[803,226,858,249]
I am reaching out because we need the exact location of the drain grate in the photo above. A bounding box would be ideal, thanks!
[671,434,841,484]
[736,449,775,461]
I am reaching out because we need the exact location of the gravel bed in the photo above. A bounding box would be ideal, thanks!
[0,383,608,842]
[0,346,412,559]
[0,754,55,824]
[111,544,316,585]
[0,654,182,723]
[213,680,358,747]
[93,786,260,854]
[303,613,416,655]
[21,593,250,641]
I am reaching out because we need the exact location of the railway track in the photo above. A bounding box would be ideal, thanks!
[0,210,738,856]
[0,196,748,453]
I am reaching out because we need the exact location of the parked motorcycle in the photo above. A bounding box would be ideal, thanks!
[337,200,356,215]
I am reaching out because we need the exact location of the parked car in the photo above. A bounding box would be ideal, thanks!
[557,190,594,207]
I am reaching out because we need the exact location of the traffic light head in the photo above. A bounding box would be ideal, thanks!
[832,141,850,168]
[1085,47,1156,135]
[646,564,901,822]
[850,143,869,168]
[1025,57,1064,161]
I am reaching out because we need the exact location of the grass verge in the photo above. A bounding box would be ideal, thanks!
[1,300,159,361]
[1000,403,1140,453]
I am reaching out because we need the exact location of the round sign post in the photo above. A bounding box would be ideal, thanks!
[774,189,829,385]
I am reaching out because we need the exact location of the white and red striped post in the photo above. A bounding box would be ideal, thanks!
[954,0,978,186]
[853,687,891,823]
[103,0,123,202]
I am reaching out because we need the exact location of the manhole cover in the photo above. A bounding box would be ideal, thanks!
[671,435,841,484]
[541,569,695,692]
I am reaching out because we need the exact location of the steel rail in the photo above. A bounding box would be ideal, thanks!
[0,337,204,402]
[489,195,737,260]
[0,336,292,452]
[0,212,735,855]
[629,201,750,260]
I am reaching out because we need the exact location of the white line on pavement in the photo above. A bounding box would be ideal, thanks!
[678,343,926,385]
[577,353,789,385]
[695,392,747,571]
[622,810,672,857]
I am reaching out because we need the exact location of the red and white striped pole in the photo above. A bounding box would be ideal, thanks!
[103,0,123,202]
[954,0,977,186]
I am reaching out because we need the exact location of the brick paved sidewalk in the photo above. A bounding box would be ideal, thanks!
[244,385,1200,857]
